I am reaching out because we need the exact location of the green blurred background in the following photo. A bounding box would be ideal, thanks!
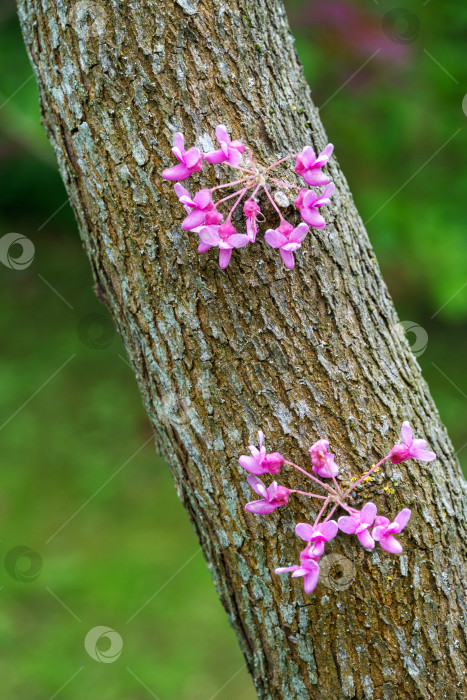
[0,0,465,697]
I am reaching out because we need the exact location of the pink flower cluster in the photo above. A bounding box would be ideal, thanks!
[238,421,436,595]
[162,126,335,269]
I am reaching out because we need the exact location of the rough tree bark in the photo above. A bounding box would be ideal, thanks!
[17,0,467,698]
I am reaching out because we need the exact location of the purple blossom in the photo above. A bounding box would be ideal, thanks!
[238,430,285,475]
[308,439,339,479]
[197,222,249,269]
[295,183,335,228]
[264,222,310,269]
[162,133,203,181]
[338,502,377,549]
[275,554,320,594]
[372,509,411,554]
[177,188,214,230]
[295,144,334,186]
[295,520,338,558]
[243,199,261,242]
[389,421,436,464]
[204,125,245,167]
[245,475,290,514]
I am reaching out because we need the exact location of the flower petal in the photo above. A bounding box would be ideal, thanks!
[302,170,330,186]
[360,502,377,526]
[197,241,212,253]
[246,474,267,497]
[173,132,185,153]
[182,209,206,231]
[204,149,228,164]
[230,139,245,153]
[275,565,300,574]
[300,147,316,169]
[282,242,301,252]
[279,249,295,269]
[291,223,309,243]
[393,508,411,531]
[357,528,375,549]
[245,500,277,514]
[215,124,230,145]
[379,534,403,554]
[227,149,243,167]
[295,523,315,541]
[193,189,212,209]
[400,421,413,445]
[219,248,233,269]
[229,234,250,248]
[303,567,320,594]
[319,520,338,541]
[184,147,202,169]
[411,448,436,462]
[338,515,359,534]
[300,208,326,228]
[238,455,262,474]
[199,226,220,245]
[314,143,334,166]
[264,229,287,248]
[174,183,190,200]
[162,163,192,181]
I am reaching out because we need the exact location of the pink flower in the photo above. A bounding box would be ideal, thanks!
[197,222,249,269]
[238,430,285,475]
[372,509,411,554]
[245,475,290,514]
[264,221,310,269]
[295,183,335,228]
[308,439,339,478]
[389,421,436,464]
[295,144,334,186]
[162,133,203,181]
[175,188,214,230]
[338,502,377,549]
[275,555,320,594]
[295,520,338,558]
[204,125,246,167]
[243,199,261,242]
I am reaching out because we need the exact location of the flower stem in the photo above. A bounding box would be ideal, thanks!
[216,182,254,206]
[226,186,251,222]
[290,489,328,500]
[284,461,337,496]
[313,497,331,527]
[263,185,286,221]
[229,164,255,174]
[268,177,301,190]
[342,455,390,499]
[323,503,338,522]
[247,147,256,172]
[210,177,249,192]
[265,153,297,172]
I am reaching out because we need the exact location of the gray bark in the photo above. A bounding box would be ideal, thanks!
[17,0,467,697]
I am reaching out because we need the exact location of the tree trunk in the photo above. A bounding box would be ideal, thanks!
[17,0,467,697]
